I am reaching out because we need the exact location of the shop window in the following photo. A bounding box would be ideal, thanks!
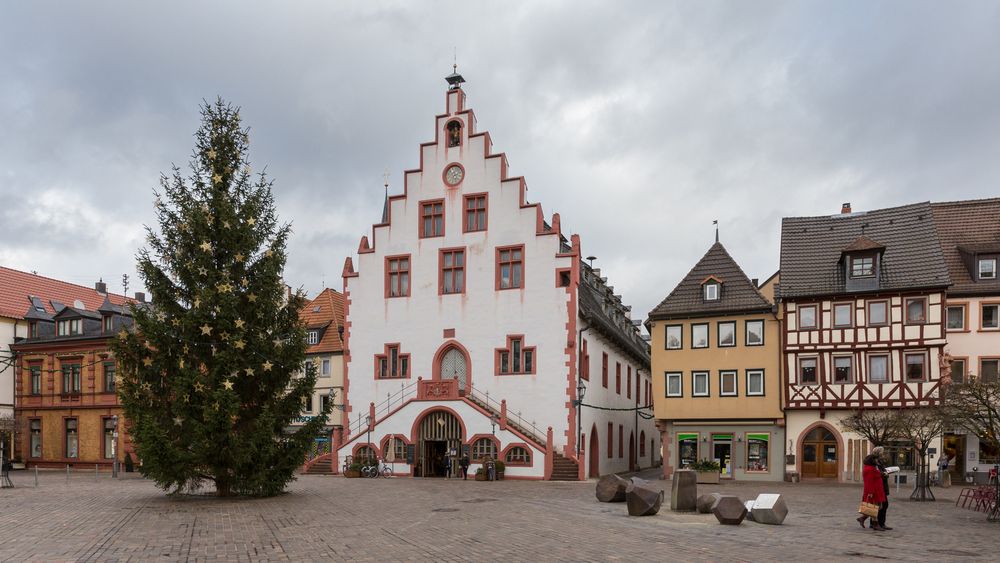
[677,433,698,469]
[65,418,79,459]
[665,372,682,397]
[868,354,890,383]
[746,370,764,396]
[720,370,737,396]
[665,325,682,349]
[29,419,42,458]
[885,441,916,471]
[505,446,531,465]
[746,433,769,472]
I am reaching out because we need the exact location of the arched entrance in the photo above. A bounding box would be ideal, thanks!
[414,409,464,477]
[629,431,636,471]
[589,425,600,478]
[801,426,839,478]
[433,341,470,394]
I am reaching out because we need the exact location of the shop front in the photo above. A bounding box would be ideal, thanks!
[669,423,785,482]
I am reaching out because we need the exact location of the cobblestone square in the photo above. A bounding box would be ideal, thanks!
[0,469,995,562]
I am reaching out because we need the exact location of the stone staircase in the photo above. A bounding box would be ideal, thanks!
[464,392,546,450]
[303,454,335,475]
[550,452,580,481]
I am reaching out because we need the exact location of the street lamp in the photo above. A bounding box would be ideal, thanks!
[365,414,373,464]
[574,381,586,458]
[111,415,119,478]
[490,414,498,436]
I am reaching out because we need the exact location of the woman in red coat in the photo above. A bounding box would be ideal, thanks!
[858,447,888,531]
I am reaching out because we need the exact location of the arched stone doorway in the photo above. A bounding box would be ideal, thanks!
[433,341,470,394]
[801,425,839,479]
[589,425,600,478]
[414,409,465,478]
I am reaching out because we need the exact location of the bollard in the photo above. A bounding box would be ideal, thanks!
[95,464,99,480]
[34,466,38,487]
[66,464,70,483]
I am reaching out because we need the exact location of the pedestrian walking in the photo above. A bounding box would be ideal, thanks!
[459,455,470,480]
[857,446,889,531]
[485,455,496,481]
[937,454,950,484]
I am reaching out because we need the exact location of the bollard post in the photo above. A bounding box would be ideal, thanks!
[95,464,99,480]
[66,464,70,483]
[34,466,38,487]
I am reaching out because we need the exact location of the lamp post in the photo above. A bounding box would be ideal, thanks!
[365,414,372,464]
[111,415,119,478]
[490,414,498,436]
[574,381,586,458]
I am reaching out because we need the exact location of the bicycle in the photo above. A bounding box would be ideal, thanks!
[361,459,393,478]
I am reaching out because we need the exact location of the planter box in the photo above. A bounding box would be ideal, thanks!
[11,462,25,470]
[344,470,362,478]
[696,471,720,484]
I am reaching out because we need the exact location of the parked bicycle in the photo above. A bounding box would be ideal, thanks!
[361,459,392,478]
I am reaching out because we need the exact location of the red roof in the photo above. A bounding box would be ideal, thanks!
[0,266,129,320]
[300,288,345,354]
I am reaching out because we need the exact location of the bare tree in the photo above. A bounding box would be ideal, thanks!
[896,407,947,501]
[839,408,903,447]
[939,377,1000,454]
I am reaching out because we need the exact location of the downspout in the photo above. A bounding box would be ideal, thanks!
[576,323,591,460]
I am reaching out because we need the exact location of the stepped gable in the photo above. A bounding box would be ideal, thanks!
[648,242,772,320]
[0,266,129,320]
[578,263,649,367]
[780,201,950,299]
[930,198,1000,296]
[301,288,346,354]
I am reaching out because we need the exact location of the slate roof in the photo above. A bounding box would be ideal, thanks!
[648,242,773,320]
[300,288,345,355]
[780,202,951,299]
[578,264,650,367]
[0,266,129,320]
[931,198,1000,296]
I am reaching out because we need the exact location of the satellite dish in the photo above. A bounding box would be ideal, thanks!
[73,299,85,310]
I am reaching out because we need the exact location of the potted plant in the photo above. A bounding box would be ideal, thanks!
[495,460,506,480]
[344,461,363,478]
[690,459,721,484]
[474,467,488,481]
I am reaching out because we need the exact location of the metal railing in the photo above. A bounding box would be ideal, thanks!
[346,380,418,438]
[466,383,546,447]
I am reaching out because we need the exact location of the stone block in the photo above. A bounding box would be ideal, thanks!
[670,470,698,511]
[625,479,664,516]
[744,500,756,521]
[696,493,722,514]
[595,474,628,503]
[712,495,747,525]
[750,494,788,525]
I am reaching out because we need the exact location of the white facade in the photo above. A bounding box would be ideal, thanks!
[333,84,652,479]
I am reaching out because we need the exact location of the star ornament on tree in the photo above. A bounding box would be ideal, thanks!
[207,149,217,159]
[199,241,212,252]
[234,339,246,350]
[143,357,154,367]
[262,361,273,372]
[200,324,213,335]
[223,380,234,390]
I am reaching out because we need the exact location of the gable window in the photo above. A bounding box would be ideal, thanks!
[497,336,535,375]
[29,419,42,458]
[799,305,817,329]
[420,200,444,237]
[62,363,81,394]
[497,246,524,289]
[833,356,853,384]
[464,194,487,232]
[57,318,82,336]
[615,362,622,394]
[692,371,709,396]
[386,256,411,298]
[65,418,79,458]
[905,353,926,381]
[905,298,927,324]
[103,361,116,393]
[665,372,682,397]
[602,353,609,388]
[946,305,967,331]
[308,331,318,345]
[833,303,852,328]
[691,324,709,349]
[851,256,874,277]
[376,344,410,379]
[746,370,764,396]
[982,304,999,329]
[720,370,737,396]
[717,321,736,347]
[799,358,817,385]
[703,283,719,301]
[505,446,531,465]
[980,258,997,280]
[665,325,682,350]
[745,320,764,346]
[950,358,966,385]
[868,354,890,383]
[440,249,466,294]
[29,365,42,395]
[981,359,999,383]
[868,301,888,326]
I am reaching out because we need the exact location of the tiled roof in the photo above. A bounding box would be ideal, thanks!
[648,242,772,320]
[300,288,345,354]
[842,235,886,253]
[931,198,1000,296]
[0,266,129,320]
[780,202,951,299]
[577,263,650,367]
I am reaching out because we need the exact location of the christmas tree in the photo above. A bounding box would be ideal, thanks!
[112,99,330,497]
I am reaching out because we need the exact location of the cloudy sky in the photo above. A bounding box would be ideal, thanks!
[2,1,999,323]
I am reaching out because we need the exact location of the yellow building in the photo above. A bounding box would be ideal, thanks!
[648,242,784,481]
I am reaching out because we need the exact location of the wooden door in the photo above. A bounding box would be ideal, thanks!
[802,427,838,478]
[440,348,468,393]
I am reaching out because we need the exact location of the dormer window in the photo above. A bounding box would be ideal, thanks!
[704,283,720,301]
[57,319,82,336]
[308,331,318,345]
[102,315,113,333]
[28,321,38,338]
[980,258,997,280]
[850,256,874,277]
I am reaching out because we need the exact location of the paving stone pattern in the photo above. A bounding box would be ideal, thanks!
[0,469,996,561]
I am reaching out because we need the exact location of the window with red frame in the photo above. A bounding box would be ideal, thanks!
[376,345,409,379]
[618,425,624,458]
[505,446,531,465]
[420,200,444,237]
[607,423,613,458]
[580,339,590,381]
[464,194,487,232]
[441,249,465,294]
[382,437,406,461]
[615,362,622,395]
[498,336,535,375]
[627,366,632,399]
[497,246,524,289]
[640,431,646,457]
[386,256,410,297]
[472,438,498,461]
[602,353,608,388]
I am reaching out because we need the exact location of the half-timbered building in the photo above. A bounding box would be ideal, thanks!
[320,73,653,480]
[780,202,951,482]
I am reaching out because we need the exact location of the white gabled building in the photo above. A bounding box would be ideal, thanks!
[330,73,652,480]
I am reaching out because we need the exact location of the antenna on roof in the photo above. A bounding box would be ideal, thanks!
[713,220,719,243]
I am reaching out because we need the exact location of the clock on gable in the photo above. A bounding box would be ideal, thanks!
[444,164,464,186]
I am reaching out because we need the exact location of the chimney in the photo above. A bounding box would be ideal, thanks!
[751,278,759,288]
[841,202,852,214]
[134,292,146,303]
[95,279,107,294]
